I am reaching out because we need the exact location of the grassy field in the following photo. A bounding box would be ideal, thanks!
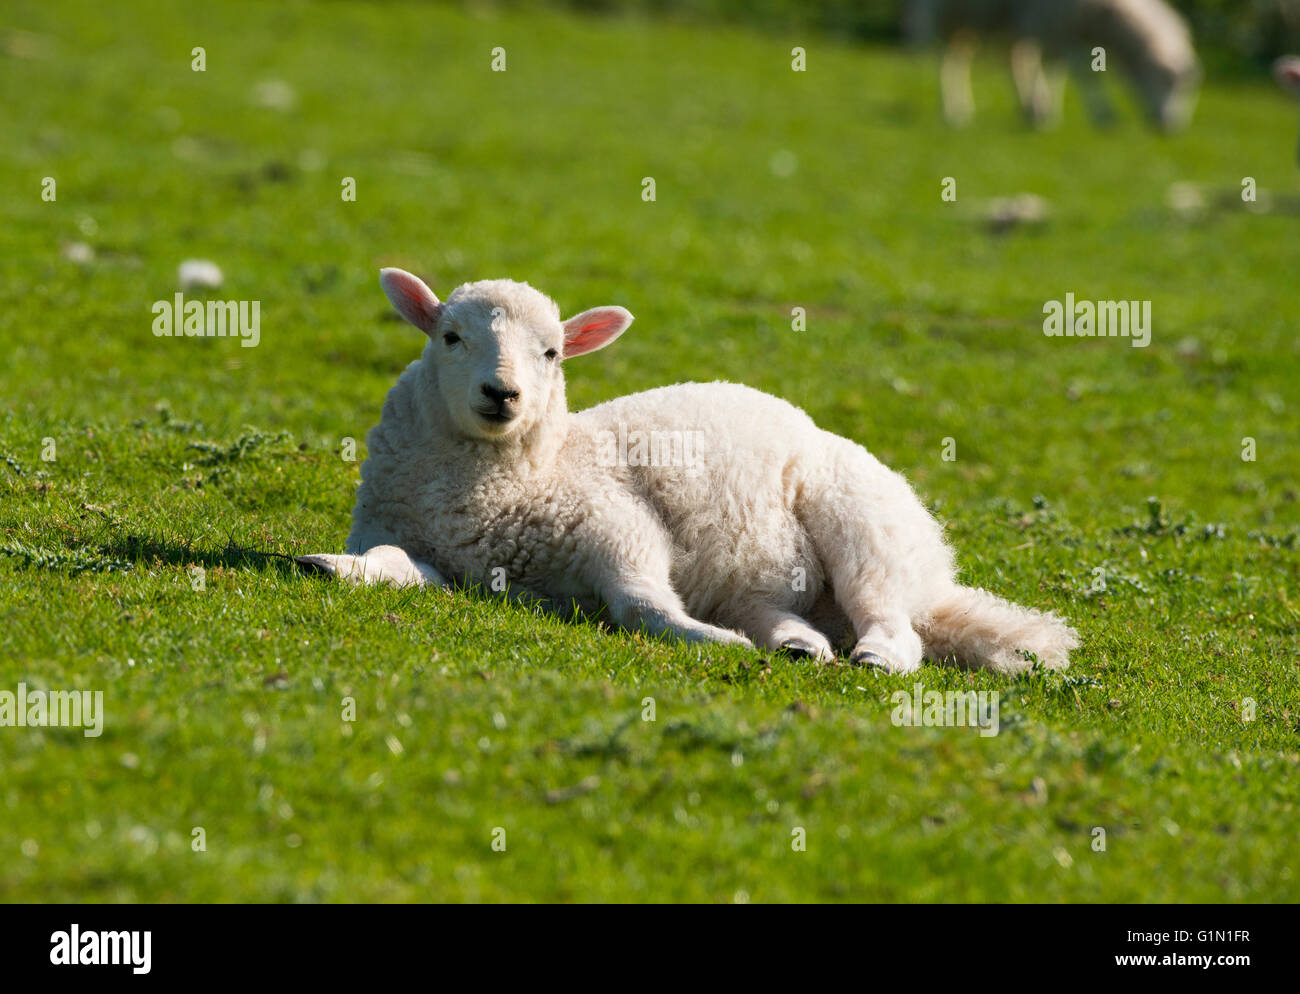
[1,0,1298,902]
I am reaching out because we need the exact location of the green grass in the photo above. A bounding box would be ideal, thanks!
[1,0,1298,902]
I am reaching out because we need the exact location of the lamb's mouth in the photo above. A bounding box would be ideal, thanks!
[474,407,517,428]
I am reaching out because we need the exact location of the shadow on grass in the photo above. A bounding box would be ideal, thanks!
[0,532,303,577]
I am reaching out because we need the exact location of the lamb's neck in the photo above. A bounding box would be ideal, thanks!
[418,410,569,488]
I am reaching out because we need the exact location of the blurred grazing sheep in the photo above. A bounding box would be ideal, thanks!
[904,0,1201,131]
[298,269,1078,674]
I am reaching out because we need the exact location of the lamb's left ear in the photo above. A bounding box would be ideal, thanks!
[562,306,634,358]
[379,267,443,336]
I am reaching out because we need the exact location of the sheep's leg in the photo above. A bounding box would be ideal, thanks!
[296,545,446,588]
[941,33,977,127]
[808,559,924,673]
[603,579,753,650]
[847,613,925,674]
[1068,49,1114,127]
[1011,39,1063,129]
[1010,39,1042,123]
[797,437,950,674]
[1042,59,1069,127]
[817,556,924,673]
[733,605,835,662]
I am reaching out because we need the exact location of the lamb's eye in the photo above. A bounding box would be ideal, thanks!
[544,348,559,361]
[443,332,461,346]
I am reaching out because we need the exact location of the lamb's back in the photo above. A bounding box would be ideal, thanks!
[571,381,829,615]
[574,380,817,446]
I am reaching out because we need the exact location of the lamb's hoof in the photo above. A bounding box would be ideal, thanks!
[852,648,888,668]
[779,638,821,661]
[851,646,918,674]
[294,555,338,577]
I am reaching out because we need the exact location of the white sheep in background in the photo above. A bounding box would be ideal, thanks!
[904,0,1201,131]
[299,269,1078,674]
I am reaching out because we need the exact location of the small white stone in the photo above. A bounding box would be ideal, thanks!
[62,241,94,263]
[984,193,1050,230]
[178,259,223,290]
[253,79,297,111]
[1166,181,1205,214]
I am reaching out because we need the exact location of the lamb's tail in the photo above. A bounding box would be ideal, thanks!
[916,585,1079,673]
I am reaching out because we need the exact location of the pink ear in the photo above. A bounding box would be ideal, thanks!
[1275,56,1300,97]
[562,306,633,358]
[379,268,443,336]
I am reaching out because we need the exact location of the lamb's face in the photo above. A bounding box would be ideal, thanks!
[1135,57,1200,132]
[377,269,634,445]
[433,283,567,441]
[1121,17,1200,133]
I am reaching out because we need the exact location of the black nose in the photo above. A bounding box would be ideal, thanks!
[481,383,520,406]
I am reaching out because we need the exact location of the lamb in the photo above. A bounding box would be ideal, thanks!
[298,269,1079,674]
[903,0,1200,132]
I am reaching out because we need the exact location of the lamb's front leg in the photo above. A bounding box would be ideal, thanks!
[603,578,753,650]
[940,34,977,127]
[296,545,446,588]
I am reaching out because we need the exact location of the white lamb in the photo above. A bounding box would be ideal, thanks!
[298,269,1079,674]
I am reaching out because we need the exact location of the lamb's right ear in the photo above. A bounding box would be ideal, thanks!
[379,268,443,336]
[1275,56,1300,98]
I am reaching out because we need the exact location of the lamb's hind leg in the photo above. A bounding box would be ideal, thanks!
[603,576,753,649]
[797,436,954,674]
[734,605,835,662]
[847,613,924,674]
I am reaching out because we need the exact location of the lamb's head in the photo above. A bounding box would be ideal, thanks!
[1134,52,1201,132]
[1111,0,1201,132]
[379,268,633,443]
